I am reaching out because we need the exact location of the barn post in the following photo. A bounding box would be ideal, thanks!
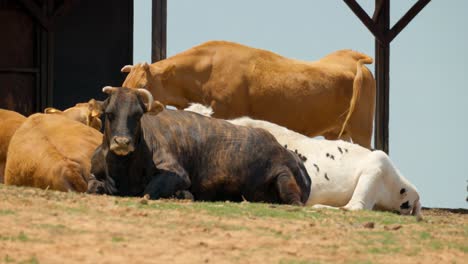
[46,0,54,108]
[344,0,430,154]
[152,0,167,62]
[373,0,390,153]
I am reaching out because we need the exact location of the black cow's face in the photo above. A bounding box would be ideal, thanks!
[101,87,163,156]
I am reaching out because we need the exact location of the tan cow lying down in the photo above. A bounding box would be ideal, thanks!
[0,109,26,183]
[44,99,103,130]
[121,41,376,148]
[0,100,102,184]
[186,104,422,219]
[4,110,102,192]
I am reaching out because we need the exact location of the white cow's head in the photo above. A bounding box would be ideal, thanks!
[395,184,422,220]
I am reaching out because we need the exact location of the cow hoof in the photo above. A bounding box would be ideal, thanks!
[175,190,194,200]
[87,179,106,195]
[290,201,304,206]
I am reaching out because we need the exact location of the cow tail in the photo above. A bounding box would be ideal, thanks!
[338,55,373,138]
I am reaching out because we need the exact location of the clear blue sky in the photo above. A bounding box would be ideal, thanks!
[133,0,468,209]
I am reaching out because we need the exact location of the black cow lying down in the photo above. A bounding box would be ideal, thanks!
[87,87,311,205]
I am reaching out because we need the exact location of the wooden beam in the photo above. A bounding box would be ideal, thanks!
[53,0,74,18]
[126,0,134,66]
[38,0,48,111]
[345,0,430,154]
[388,0,431,43]
[152,0,167,62]
[17,0,50,30]
[373,0,390,153]
[343,0,386,45]
[372,0,384,20]
[46,0,54,107]
[0,68,39,73]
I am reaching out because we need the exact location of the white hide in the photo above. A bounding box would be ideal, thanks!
[185,103,422,218]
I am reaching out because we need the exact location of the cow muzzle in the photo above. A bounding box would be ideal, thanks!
[110,136,134,156]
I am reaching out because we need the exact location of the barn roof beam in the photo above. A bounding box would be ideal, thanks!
[344,0,430,154]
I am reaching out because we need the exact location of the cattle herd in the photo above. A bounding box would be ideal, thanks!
[0,41,422,219]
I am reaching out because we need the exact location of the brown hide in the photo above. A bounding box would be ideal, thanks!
[0,109,26,183]
[122,41,376,148]
[4,114,102,192]
[44,99,103,131]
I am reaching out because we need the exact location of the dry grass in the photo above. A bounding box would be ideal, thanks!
[0,184,466,264]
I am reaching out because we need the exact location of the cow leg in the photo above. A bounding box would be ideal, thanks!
[312,204,340,210]
[174,190,194,200]
[144,170,191,200]
[346,106,374,149]
[343,155,385,210]
[276,170,304,206]
[0,162,5,183]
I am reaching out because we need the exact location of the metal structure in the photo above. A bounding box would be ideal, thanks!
[344,0,430,153]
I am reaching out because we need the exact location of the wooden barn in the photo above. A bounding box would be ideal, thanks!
[0,0,165,115]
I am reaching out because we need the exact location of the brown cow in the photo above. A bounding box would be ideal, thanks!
[0,109,26,183]
[4,113,102,192]
[121,41,375,148]
[44,99,103,131]
[0,100,102,185]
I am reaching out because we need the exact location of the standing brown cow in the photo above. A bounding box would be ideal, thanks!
[121,41,375,148]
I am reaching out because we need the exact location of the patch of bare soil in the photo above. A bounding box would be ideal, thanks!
[0,185,466,264]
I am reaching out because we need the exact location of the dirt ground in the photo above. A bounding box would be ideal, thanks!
[0,184,466,264]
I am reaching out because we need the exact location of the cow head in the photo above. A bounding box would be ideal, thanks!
[375,182,422,219]
[44,99,103,130]
[396,185,422,220]
[121,62,186,108]
[121,62,151,88]
[101,86,164,156]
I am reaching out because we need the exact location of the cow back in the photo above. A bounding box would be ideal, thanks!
[0,109,26,183]
[140,109,308,202]
[5,114,102,191]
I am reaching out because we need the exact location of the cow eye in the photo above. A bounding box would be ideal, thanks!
[106,112,114,120]
[132,111,141,118]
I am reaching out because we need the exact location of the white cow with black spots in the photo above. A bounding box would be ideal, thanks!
[185,103,422,219]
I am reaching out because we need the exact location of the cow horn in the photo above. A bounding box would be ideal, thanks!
[121,65,133,73]
[136,88,153,111]
[102,86,118,94]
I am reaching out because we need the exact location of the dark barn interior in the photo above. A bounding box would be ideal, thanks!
[0,0,134,115]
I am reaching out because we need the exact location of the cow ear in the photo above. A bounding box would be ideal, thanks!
[161,64,175,80]
[121,65,133,73]
[88,99,104,117]
[147,100,165,115]
[44,107,62,114]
